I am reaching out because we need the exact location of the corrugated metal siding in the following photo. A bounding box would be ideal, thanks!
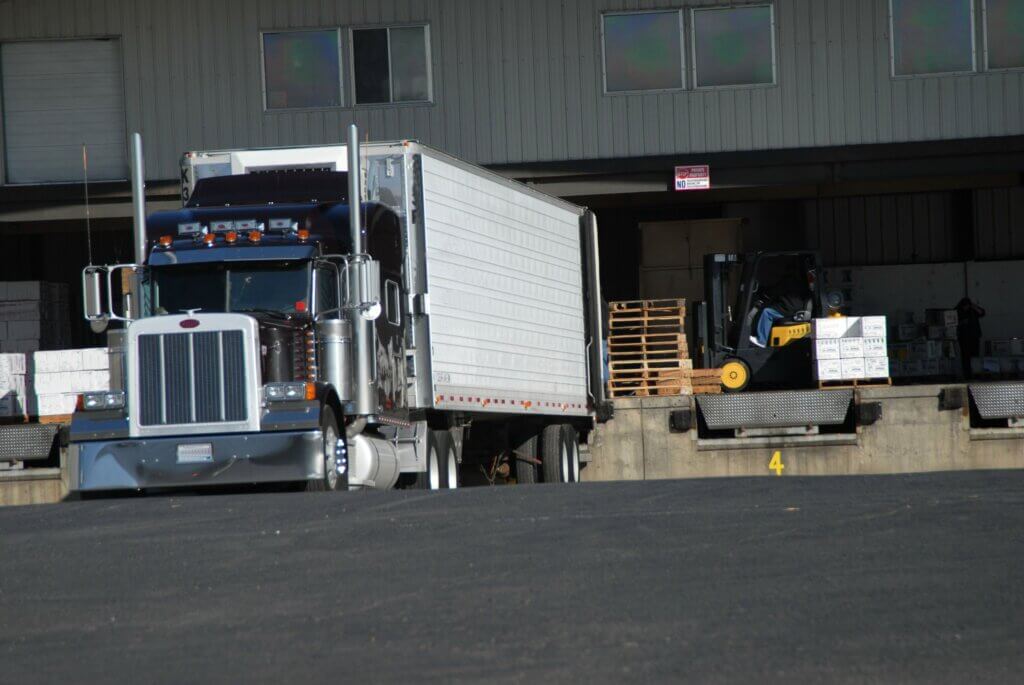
[1,0,1022,182]
[974,187,1024,260]
[802,193,957,266]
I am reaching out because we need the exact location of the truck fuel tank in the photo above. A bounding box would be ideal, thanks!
[316,319,353,403]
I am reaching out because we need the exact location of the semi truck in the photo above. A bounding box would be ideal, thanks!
[68,126,609,493]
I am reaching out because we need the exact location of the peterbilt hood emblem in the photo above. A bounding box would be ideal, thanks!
[179,319,200,329]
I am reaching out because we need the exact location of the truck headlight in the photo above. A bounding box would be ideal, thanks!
[81,391,126,411]
[264,382,315,402]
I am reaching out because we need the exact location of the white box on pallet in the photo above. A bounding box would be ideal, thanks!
[865,356,890,379]
[860,316,887,338]
[813,339,841,360]
[841,357,866,380]
[839,338,865,358]
[33,370,110,395]
[863,337,888,358]
[29,393,79,417]
[0,373,27,396]
[78,348,110,371]
[814,359,843,381]
[0,353,25,375]
[813,317,859,339]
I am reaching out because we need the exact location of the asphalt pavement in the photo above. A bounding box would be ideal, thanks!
[2,470,1023,684]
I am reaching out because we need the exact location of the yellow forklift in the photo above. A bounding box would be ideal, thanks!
[694,251,844,392]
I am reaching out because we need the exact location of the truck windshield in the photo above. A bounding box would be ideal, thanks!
[150,261,310,316]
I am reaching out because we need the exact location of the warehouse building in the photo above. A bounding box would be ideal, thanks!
[0,0,1022,376]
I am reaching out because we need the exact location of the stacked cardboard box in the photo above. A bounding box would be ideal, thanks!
[972,338,1024,377]
[0,282,72,353]
[812,316,889,384]
[889,309,962,378]
[0,349,110,417]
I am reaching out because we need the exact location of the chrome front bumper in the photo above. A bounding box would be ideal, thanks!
[68,430,323,492]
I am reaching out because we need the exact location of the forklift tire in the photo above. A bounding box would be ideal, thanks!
[721,358,751,393]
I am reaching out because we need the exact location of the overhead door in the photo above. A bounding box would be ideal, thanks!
[1,38,127,184]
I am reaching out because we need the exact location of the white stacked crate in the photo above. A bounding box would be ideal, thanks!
[0,349,110,418]
[812,316,890,385]
[0,282,72,353]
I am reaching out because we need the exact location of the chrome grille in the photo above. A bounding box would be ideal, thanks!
[138,331,247,426]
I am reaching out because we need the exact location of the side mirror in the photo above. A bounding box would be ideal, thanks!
[348,259,382,321]
[83,267,107,321]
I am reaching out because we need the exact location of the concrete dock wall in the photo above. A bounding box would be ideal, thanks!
[585,385,1024,481]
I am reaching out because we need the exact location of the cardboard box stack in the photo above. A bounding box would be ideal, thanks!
[972,338,1024,377]
[0,282,72,353]
[812,316,890,384]
[888,309,961,378]
[0,349,110,418]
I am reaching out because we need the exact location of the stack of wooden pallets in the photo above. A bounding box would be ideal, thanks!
[607,299,693,398]
[690,368,724,395]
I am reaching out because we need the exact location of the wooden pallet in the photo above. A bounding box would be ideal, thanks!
[818,377,893,390]
[692,385,723,395]
[609,298,686,312]
[607,299,694,398]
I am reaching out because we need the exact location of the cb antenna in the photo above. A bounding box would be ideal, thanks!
[82,143,93,266]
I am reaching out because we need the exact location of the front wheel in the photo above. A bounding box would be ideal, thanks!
[306,406,346,492]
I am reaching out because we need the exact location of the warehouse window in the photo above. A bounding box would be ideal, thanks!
[984,0,1024,70]
[602,11,684,93]
[351,25,431,105]
[890,0,976,76]
[691,5,776,88]
[262,29,343,109]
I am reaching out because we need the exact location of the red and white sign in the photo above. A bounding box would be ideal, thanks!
[674,165,710,191]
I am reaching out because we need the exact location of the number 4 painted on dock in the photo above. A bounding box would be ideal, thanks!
[769,451,785,476]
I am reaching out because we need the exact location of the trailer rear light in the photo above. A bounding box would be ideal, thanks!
[248,231,262,244]
[81,391,126,411]
[263,382,315,403]
[158,235,173,248]
[224,231,238,244]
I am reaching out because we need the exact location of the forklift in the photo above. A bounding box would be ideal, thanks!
[694,251,844,392]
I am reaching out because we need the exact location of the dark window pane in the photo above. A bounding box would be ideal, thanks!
[986,0,1024,69]
[353,28,391,104]
[693,6,774,87]
[892,0,974,75]
[263,30,340,109]
[391,26,430,101]
[603,12,683,92]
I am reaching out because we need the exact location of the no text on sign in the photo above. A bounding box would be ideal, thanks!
[675,164,710,191]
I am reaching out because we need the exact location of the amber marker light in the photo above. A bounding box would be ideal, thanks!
[248,231,262,243]
[297,229,310,242]
[158,235,173,248]
[203,233,216,246]
[224,231,238,244]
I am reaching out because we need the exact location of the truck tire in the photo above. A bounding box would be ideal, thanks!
[566,426,581,483]
[306,406,346,492]
[541,424,570,484]
[411,430,457,490]
[514,433,539,485]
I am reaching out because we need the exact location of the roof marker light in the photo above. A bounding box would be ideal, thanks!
[224,231,238,245]
[158,235,173,248]
[248,231,262,244]
[203,233,216,246]
[297,229,310,242]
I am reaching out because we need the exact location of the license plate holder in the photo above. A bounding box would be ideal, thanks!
[177,443,214,464]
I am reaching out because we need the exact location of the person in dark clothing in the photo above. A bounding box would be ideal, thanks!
[751,275,813,348]
[956,297,985,379]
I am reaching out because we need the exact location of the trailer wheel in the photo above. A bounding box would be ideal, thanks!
[567,429,581,483]
[306,406,345,492]
[411,430,457,490]
[514,434,539,485]
[541,424,571,484]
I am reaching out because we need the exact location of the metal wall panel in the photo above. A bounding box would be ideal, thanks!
[802,192,957,266]
[0,0,1022,182]
[974,187,1024,260]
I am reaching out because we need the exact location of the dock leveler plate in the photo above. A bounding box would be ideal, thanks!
[696,389,853,431]
[968,382,1024,420]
